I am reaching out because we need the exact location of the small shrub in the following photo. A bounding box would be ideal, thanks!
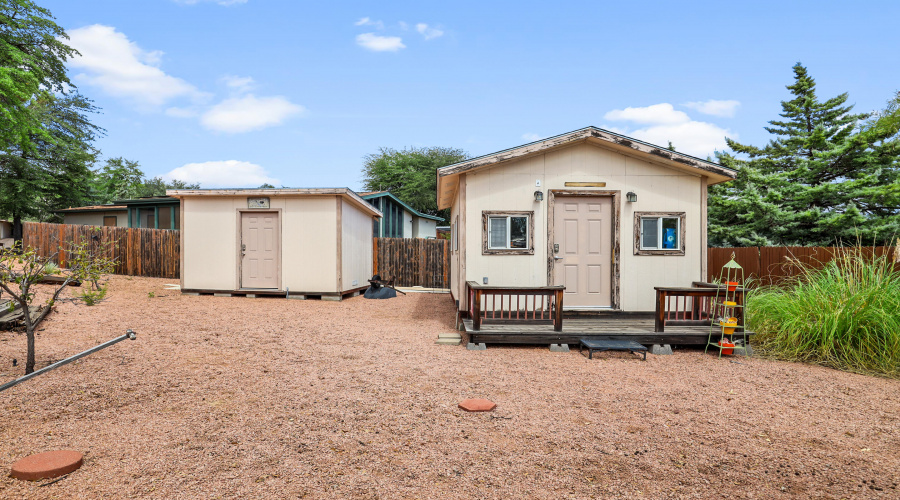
[80,284,108,306]
[747,246,900,377]
[148,291,155,298]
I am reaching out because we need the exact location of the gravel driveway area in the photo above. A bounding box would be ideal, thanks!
[1,275,898,499]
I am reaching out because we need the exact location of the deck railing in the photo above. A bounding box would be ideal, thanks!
[466,281,565,332]
[653,282,746,333]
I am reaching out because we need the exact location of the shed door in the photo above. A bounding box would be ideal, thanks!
[241,212,280,289]
[552,197,612,308]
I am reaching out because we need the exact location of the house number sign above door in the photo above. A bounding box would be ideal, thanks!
[248,197,270,209]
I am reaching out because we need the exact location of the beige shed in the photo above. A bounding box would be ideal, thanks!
[167,188,382,300]
[437,126,737,315]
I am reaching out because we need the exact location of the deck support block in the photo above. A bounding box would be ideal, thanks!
[288,295,306,300]
[738,343,754,357]
[549,344,570,352]
[245,294,257,298]
[650,344,673,355]
[322,295,342,302]
[182,292,200,296]
[213,293,232,297]
[466,342,486,351]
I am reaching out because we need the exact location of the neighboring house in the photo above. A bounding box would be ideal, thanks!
[359,191,443,238]
[436,225,451,240]
[436,126,737,313]
[167,188,382,300]
[57,205,128,227]
[57,196,182,229]
[121,196,181,229]
[0,220,12,248]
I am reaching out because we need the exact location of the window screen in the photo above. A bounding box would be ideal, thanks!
[489,217,507,249]
[158,207,172,229]
[641,218,659,249]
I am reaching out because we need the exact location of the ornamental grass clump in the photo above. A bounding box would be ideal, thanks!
[747,247,900,377]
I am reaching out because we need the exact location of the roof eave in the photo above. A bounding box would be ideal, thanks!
[166,188,383,218]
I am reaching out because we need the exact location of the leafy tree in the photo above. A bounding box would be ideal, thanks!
[91,157,145,203]
[0,0,76,153]
[362,146,468,222]
[258,183,275,189]
[709,64,900,246]
[0,236,115,374]
[0,93,102,233]
[91,158,201,201]
[134,176,199,198]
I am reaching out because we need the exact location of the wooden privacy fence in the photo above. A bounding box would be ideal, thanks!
[708,246,899,285]
[373,237,450,288]
[22,222,180,279]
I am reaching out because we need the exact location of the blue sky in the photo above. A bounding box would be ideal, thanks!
[41,0,900,190]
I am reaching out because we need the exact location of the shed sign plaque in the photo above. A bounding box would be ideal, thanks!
[248,197,270,209]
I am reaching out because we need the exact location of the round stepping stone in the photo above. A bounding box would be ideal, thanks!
[458,398,496,412]
[10,450,83,481]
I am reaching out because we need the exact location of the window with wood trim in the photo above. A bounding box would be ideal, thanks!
[103,216,117,227]
[482,211,534,255]
[634,212,685,256]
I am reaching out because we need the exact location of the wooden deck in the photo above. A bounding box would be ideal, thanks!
[463,315,750,346]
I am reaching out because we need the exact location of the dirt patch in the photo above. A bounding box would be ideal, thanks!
[1,275,898,498]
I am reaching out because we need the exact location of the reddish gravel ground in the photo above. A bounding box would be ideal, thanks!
[1,275,898,499]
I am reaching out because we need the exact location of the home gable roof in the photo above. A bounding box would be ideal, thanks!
[56,205,127,213]
[359,191,444,221]
[436,126,737,209]
[166,188,382,218]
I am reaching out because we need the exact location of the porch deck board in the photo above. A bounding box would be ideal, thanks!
[463,317,751,346]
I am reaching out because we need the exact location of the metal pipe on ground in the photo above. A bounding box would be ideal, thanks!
[0,330,137,393]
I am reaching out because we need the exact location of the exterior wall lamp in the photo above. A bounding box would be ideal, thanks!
[534,190,544,202]
[626,191,637,203]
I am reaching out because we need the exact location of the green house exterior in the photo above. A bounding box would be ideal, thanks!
[120,196,181,230]
[359,191,443,238]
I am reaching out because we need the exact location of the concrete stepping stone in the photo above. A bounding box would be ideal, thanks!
[436,333,462,345]
[458,398,496,412]
[10,450,83,481]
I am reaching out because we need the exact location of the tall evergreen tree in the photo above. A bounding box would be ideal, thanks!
[0,0,76,152]
[0,93,102,233]
[709,64,900,246]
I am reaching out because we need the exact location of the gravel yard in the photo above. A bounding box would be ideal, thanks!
[1,275,898,499]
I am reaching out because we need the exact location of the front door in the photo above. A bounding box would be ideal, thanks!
[240,212,279,289]
[552,196,612,308]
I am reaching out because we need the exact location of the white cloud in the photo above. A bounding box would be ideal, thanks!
[398,21,409,30]
[603,103,689,125]
[683,99,741,118]
[355,17,385,29]
[163,160,279,188]
[164,107,199,118]
[221,75,255,93]
[415,23,444,40]
[200,94,304,133]
[356,33,405,52]
[67,24,205,108]
[174,0,248,5]
[521,133,541,142]
[603,102,735,157]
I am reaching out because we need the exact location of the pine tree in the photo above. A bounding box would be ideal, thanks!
[709,64,900,246]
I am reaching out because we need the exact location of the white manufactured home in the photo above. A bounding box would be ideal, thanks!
[437,127,737,317]
[167,188,381,300]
